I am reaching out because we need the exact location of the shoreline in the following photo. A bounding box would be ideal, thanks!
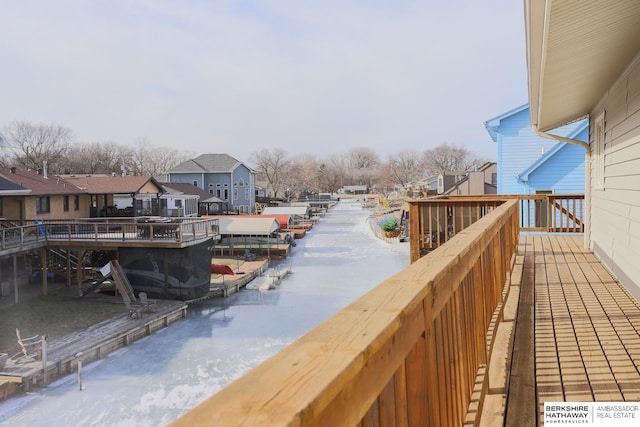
[0,256,272,402]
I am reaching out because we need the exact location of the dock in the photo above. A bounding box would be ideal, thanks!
[0,299,187,396]
[190,258,270,301]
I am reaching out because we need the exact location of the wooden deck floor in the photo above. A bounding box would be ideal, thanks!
[505,234,640,425]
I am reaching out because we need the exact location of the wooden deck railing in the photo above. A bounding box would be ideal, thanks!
[409,194,584,262]
[171,199,520,427]
[0,224,48,255]
[0,217,219,255]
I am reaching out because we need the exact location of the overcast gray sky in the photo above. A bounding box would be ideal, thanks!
[0,1,527,163]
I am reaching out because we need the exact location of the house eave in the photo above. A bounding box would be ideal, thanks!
[526,0,640,131]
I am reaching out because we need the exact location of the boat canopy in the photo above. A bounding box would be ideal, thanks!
[206,216,280,236]
[261,206,310,218]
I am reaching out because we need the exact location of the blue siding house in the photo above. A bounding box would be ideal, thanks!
[167,154,256,214]
[484,104,588,195]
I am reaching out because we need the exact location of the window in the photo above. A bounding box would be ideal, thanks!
[594,112,605,190]
[36,196,50,214]
[224,189,229,200]
[245,188,250,200]
[175,199,183,208]
[193,180,198,186]
[63,195,69,212]
[0,198,3,216]
[234,188,238,200]
[74,195,79,211]
[491,173,497,186]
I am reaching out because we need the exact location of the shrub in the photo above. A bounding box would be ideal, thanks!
[377,217,399,232]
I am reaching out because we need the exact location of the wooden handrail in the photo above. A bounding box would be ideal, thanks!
[409,194,584,261]
[171,200,520,427]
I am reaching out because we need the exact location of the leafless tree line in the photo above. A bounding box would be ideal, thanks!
[0,121,192,176]
[251,144,491,198]
[0,121,490,195]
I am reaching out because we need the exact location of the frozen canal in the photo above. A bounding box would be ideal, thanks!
[0,200,410,427]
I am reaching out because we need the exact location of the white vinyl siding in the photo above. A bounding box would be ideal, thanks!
[589,53,640,299]
[594,112,606,190]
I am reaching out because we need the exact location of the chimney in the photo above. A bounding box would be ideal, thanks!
[43,161,48,179]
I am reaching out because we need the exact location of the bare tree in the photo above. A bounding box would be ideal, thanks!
[4,121,73,173]
[145,147,192,176]
[423,143,477,176]
[347,146,380,170]
[250,148,292,198]
[127,138,152,176]
[317,154,348,193]
[98,141,133,175]
[288,154,320,196]
[345,146,380,188]
[64,143,105,174]
[387,150,427,189]
[374,162,396,196]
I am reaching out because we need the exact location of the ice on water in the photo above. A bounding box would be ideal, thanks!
[0,200,409,427]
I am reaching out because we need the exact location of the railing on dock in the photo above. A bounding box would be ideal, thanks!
[171,200,520,427]
[0,217,219,253]
[0,224,48,254]
[409,194,584,262]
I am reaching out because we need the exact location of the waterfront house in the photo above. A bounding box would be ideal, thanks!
[0,168,89,224]
[340,185,368,195]
[441,162,497,196]
[160,182,226,216]
[0,175,31,221]
[167,154,256,214]
[62,175,165,217]
[484,104,588,195]
[159,182,205,217]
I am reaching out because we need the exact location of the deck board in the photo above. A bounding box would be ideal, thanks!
[507,234,640,425]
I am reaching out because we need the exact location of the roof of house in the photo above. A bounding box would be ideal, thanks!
[516,121,589,183]
[168,154,253,174]
[525,1,640,130]
[0,175,30,195]
[161,182,225,204]
[484,104,530,142]
[1,169,84,195]
[162,182,210,198]
[62,175,164,194]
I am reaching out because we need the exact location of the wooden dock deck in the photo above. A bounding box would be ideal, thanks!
[499,234,640,426]
[0,299,187,395]
[193,258,270,300]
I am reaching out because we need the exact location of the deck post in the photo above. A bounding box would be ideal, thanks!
[40,247,48,296]
[41,336,48,386]
[13,254,18,305]
[66,250,72,287]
